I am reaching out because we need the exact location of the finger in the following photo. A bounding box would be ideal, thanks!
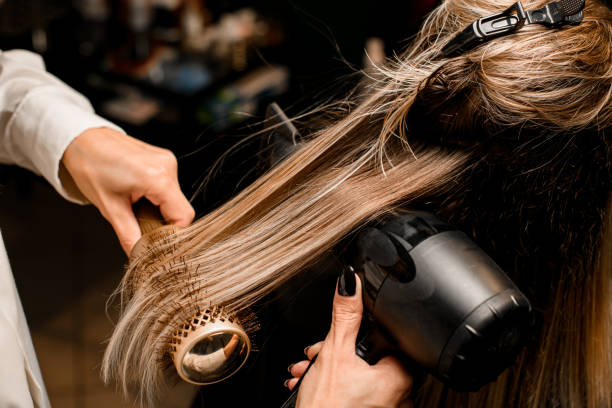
[304,341,323,360]
[288,360,310,378]
[151,184,195,227]
[158,191,195,227]
[285,377,300,391]
[102,196,143,254]
[140,151,195,227]
[329,270,363,353]
[375,356,414,391]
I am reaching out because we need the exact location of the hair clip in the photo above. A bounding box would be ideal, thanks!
[440,0,586,58]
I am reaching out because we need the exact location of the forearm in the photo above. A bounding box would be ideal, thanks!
[0,49,123,203]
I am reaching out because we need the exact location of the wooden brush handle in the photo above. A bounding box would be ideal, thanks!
[131,199,179,259]
[134,199,165,234]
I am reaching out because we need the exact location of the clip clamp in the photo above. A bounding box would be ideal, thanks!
[440,0,585,58]
[474,2,527,39]
[526,0,584,26]
[441,2,526,58]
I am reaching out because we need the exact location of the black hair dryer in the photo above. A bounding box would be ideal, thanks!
[351,212,533,390]
[281,213,533,407]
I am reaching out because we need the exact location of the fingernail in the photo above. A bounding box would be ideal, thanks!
[287,364,294,373]
[283,379,289,388]
[338,267,356,296]
[304,346,310,356]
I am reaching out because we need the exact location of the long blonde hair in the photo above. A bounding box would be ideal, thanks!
[103,1,612,407]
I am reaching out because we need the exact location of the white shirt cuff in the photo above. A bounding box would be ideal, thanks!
[7,86,124,204]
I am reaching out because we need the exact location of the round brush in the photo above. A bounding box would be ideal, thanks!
[131,200,252,385]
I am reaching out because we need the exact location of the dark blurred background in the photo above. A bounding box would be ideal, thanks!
[0,0,435,406]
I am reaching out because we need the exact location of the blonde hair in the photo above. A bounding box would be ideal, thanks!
[102,1,612,407]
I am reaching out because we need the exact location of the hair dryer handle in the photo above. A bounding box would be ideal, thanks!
[355,325,392,365]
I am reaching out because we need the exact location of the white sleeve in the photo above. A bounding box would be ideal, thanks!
[0,49,125,204]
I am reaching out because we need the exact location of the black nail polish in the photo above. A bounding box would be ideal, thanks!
[283,379,289,388]
[303,346,310,356]
[338,267,356,296]
[287,364,294,373]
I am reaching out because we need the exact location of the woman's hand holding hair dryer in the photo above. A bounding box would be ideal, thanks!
[286,270,414,408]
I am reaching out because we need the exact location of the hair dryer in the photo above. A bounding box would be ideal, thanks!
[281,212,533,407]
[350,212,533,390]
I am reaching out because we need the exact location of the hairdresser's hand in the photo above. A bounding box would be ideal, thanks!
[62,127,195,254]
[285,270,413,408]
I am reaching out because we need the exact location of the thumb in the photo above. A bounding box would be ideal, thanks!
[329,268,363,354]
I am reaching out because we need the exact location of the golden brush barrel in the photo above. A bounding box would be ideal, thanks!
[169,306,250,385]
[132,200,251,385]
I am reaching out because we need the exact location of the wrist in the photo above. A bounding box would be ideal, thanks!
[60,126,120,204]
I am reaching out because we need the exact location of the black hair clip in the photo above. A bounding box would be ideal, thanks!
[440,0,586,58]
